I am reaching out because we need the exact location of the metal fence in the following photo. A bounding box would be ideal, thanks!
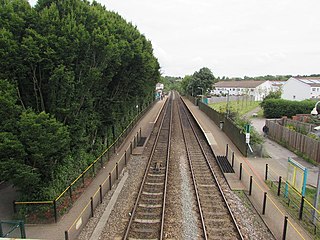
[196,100,248,157]
[225,145,313,240]
[13,100,155,224]
[266,119,320,163]
[65,131,140,240]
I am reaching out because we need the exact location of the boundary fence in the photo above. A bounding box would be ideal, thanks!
[13,100,156,224]
[185,95,248,156]
[266,119,320,163]
[65,128,142,240]
[224,143,316,239]
[64,97,167,240]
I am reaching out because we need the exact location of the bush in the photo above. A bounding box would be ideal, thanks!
[262,99,316,118]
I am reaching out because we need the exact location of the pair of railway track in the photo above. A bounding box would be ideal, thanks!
[124,92,243,239]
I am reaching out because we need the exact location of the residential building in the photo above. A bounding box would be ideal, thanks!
[211,80,273,101]
[281,77,320,100]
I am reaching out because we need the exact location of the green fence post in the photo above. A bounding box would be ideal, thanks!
[19,221,26,239]
[0,221,3,237]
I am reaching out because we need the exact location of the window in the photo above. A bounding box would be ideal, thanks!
[293,95,296,99]
[251,89,254,91]
[312,88,316,91]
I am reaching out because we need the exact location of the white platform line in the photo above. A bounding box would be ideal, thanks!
[89,172,128,240]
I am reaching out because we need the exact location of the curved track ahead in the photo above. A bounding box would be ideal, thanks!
[123,94,172,240]
[178,96,243,240]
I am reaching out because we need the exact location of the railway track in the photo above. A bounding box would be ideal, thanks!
[123,93,172,240]
[177,96,243,240]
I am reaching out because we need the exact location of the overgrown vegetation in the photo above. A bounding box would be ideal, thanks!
[0,0,160,200]
[261,99,316,118]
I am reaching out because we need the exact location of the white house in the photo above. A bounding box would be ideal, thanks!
[270,81,286,92]
[211,80,273,101]
[281,77,320,101]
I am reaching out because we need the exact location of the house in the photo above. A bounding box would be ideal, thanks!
[211,80,273,101]
[281,77,320,101]
[270,81,286,92]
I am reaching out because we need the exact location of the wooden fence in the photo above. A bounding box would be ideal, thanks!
[266,120,320,163]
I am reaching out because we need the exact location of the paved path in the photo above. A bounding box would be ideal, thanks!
[247,110,319,187]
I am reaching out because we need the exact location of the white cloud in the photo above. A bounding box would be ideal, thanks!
[28,0,320,77]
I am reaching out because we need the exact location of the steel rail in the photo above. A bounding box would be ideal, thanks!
[178,96,243,239]
[177,98,208,240]
[123,94,172,240]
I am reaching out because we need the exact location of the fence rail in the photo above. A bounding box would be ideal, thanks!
[266,119,320,163]
[224,145,313,240]
[187,96,248,157]
[13,100,156,224]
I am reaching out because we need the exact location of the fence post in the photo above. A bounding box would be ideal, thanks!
[109,173,112,190]
[130,141,133,153]
[278,176,282,196]
[82,173,85,187]
[139,128,142,141]
[0,222,3,237]
[265,164,268,181]
[90,197,94,217]
[249,176,253,196]
[13,201,16,214]
[125,150,127,165]
[239,163,243,180]
[69,185,72,202]
[99,185,103,204]
[231,152,234,168]
[53,200,57,223]
[19,221,26,238]
[282,216,288,240]
[226,144,229,158]
[93,162,95,176]
[116,163,119,180]
[299,196,305,220]
[262,192,267,215]
[65,231,69,240]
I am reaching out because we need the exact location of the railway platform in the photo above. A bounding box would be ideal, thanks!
[15,98,167,240]
[182,96,312,240]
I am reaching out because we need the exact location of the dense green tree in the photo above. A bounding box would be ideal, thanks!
[0,0,160,199]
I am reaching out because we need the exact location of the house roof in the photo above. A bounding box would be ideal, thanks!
[270,81,286,87]
[213,80,266,88]
[294,77,320,87]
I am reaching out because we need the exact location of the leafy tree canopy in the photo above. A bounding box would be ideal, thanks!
[0,0,160,199]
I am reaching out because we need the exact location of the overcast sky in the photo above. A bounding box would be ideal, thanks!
[29,0,320,78]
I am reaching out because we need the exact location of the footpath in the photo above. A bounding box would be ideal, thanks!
[0,99,166,240]
[182,97,312,240]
